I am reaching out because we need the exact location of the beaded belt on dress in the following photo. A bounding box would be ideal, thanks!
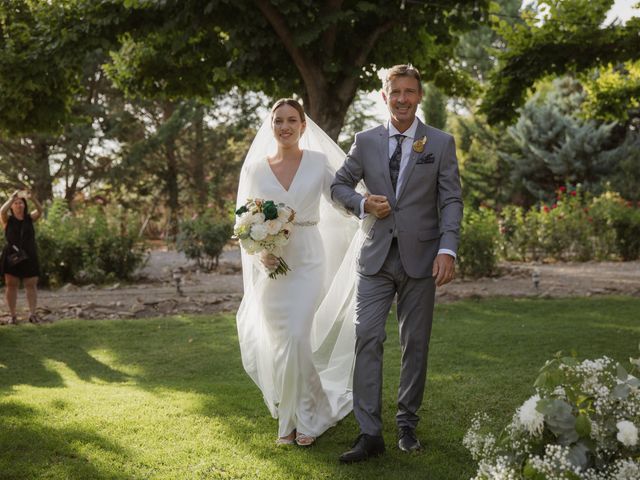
[292,220,318,227]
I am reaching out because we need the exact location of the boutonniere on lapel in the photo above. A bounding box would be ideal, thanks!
[412,135,427,153]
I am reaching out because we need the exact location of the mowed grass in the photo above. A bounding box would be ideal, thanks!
[0,297,638,480]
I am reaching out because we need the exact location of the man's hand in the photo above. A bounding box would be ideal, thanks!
[364,194,391,219]
[432,253,455,287]
[259,251,279,271]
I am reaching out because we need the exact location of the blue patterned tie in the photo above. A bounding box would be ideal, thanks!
[389,134,405,192]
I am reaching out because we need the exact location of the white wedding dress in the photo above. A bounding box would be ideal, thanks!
[235,118,370,438]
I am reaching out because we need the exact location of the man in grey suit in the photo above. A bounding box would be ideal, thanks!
[331,64,463,463]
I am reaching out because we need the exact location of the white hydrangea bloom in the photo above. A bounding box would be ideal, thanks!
[241,238,259,254]
[250,212,266,224]
[517,394,545,436]
[274,231,290,247]
[235,212,253,228]
[249,223,268,241]
[616,420,638,447]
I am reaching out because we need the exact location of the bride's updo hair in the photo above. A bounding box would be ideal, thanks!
[271,98,306,122]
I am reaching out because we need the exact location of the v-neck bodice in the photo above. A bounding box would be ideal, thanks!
[267,150,306,193]
[244,149,334,223]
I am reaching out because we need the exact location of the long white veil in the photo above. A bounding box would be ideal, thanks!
[235,114,372,416]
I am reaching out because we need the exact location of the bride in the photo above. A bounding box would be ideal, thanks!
[235,98,368,446]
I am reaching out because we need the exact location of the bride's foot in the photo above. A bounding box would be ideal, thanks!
[276,430,296,446]
[295,432,315,447]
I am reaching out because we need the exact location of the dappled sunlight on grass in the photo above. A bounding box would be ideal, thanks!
[0,297,637,479]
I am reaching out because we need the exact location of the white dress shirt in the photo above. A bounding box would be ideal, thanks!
[359,118,456,259]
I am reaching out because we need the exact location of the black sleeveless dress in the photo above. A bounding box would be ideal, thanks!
[0,214,40,278]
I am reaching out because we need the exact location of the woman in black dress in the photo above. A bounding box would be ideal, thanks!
[0,191,44,324]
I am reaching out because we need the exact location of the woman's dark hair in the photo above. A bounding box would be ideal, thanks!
[9,197,28,217]
[271,98,306,122]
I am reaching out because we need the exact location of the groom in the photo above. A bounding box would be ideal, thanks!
[331,64,463,463]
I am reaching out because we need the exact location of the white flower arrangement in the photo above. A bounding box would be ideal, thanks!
[465,347,640,479]
[234,198,295,278]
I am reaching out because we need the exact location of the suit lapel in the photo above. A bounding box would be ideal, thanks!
[377,125,395,200]
[397,120,428,202]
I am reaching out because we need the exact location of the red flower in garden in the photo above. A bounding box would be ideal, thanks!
[543,206,550,213]
[570,191,577,197]
[552,204,558,209]
[559,186,566,193]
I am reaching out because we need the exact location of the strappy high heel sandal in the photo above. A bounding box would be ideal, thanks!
[7,315,17,325]
[28,313,40,324]
[276,430,296,446]
[295,432,315,447]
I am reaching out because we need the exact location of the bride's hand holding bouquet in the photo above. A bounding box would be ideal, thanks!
[234,198,295,279]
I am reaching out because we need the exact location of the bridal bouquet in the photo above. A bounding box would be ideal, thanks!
[464,347,640,480]
[234,198,295,279]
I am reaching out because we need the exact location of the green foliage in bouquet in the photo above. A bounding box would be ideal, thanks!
[176,215,233,271]
[464,347,640,479]
[37,199,146,286]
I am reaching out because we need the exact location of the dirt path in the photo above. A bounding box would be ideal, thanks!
[3,247,639,323]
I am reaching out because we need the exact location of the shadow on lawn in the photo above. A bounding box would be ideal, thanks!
[0,325,130,392]
[0,315,476,479]
[0,401,133,480]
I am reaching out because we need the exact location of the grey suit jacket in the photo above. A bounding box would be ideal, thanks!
[331,119,463,278]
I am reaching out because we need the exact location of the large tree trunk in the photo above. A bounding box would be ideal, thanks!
[255,0,392,141]
[191,105,207,211]
[162,103,180,239]
[32,137,53,202]
[306,89,355,142]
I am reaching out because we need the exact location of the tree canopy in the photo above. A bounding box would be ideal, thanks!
[1,0,492,140]
[481,0,640,124]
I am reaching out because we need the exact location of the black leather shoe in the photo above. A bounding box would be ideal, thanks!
[339,434,385,463]
[398,427,422,452]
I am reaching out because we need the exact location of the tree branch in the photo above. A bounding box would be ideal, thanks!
[337,19,395,102]
[352,19,395,68]
[254,0,323,96]
[320,0,344,60]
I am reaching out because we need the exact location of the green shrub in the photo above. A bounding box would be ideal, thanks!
[37,200,146,286]
[458,206,500,278]
[538,188,593,261]
[176,215,233,271]
[588,191,624,260]
[612,204,640,260]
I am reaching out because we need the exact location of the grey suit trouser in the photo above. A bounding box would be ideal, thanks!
[353,240,436,436]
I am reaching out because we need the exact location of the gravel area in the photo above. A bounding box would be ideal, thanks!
[2,246,639,324]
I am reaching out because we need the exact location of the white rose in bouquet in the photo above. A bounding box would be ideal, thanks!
[277,206,293,222]
[236,212,253,228]
[265,219,282,236]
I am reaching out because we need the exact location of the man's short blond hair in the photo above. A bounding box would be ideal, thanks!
[383,64,423,94]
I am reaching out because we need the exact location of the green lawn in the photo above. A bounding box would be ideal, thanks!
[0,297,638,480]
